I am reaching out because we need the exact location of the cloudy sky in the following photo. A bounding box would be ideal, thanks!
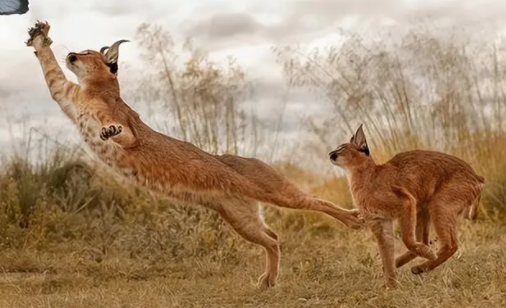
[0,0,505,162]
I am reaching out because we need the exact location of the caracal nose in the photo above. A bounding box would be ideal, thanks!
[67,52,77,63]
[329,151,338,161]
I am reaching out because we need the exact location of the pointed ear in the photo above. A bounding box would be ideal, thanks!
[351,124,370,155]
[103,40,129,73]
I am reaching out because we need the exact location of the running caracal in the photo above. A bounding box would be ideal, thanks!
[328,124,484,288]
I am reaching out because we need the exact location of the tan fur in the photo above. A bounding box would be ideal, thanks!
[26,21,363,289]
[328,124,485,288]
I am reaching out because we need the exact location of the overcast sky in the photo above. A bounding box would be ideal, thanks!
[1,0,505,163]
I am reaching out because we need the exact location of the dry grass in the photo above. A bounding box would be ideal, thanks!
[0,152,504,308]
[0,220,503,308]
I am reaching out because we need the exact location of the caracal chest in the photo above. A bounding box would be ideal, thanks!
[350,183,397,219]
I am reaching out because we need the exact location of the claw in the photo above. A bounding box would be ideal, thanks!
[26,21,53,48]
[100,124,123,141]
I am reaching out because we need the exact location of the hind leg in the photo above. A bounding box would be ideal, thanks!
[397,199,436,261]
[395,209,430,268]
[265,190,364,229]
[257,225,279,287]
[411,201,459,274]
[218,201,280,289]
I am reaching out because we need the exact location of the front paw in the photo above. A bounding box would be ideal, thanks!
[100,125,123,141]
[26,20,52,48]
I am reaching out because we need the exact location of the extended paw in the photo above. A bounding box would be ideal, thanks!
[100,125,123,141]
[345,210,365,229]
[349,208,364,219]
[346,218,365,230]
[26,20,52,48]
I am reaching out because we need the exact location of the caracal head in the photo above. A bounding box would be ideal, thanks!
[65,40,129,81]
[328,124,371,169]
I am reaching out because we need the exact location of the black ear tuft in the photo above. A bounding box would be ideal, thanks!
[107,62,118,74]
[359,145,370,156]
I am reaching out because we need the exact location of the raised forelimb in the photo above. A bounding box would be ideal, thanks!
[98,121,138,149]
[26,21,80,123]
[100,124,123,141]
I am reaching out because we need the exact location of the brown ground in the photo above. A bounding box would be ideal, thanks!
[0,218,504,308]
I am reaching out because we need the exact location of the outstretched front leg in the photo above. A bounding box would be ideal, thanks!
[26,21,80,122]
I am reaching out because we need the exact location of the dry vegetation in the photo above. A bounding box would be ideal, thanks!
[0,23,505,307]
